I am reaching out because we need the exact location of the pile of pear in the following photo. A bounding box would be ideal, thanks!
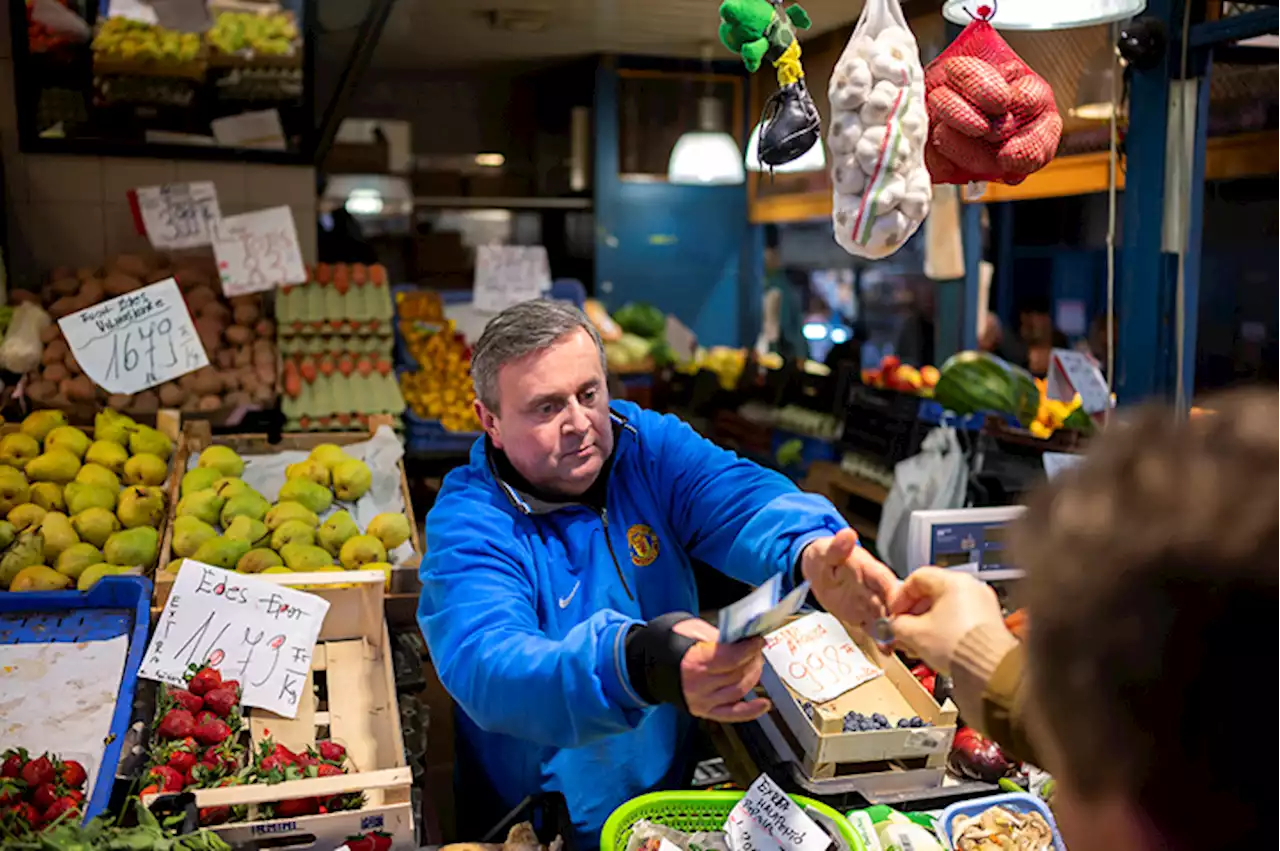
[0,409,173,592]
[167,441,411,585]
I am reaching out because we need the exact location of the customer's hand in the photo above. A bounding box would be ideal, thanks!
[888,567,1006,674]
[802,528,901,629]
[674,618,772,723]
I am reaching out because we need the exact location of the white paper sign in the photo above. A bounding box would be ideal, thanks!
[665,314,697,364]
[108,0,159,24]
[139,563,330,718]
[473,245,551,313]
[211,109,287,150]
[762,612,882,703]
[212,206,308,297]
[718,573,810,644]
[58,278,209,395]
[1047,348,1112,414]
[725,774,831,851]
[1042,451,1085,480]
[135,181,221,250]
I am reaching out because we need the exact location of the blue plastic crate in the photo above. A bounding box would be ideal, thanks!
[771,429,839,481]
[937,793,1065,851]
[917,400,1022,431]
[0,576,152,823]
[403,408,482,454]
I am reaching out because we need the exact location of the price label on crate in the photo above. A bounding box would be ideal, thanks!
[58,278,209,396]
[212,205,308,297]
[762,612,882,703]
[1048,348,1112,414]
[132,181,222,250]
[725,774,830,851]
[139,563,330,718]
[473,245,550,312]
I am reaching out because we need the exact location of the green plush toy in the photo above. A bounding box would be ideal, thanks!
[718,0,820,168]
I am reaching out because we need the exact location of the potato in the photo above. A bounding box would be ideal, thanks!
[48,296,80,319]
[80,278,106,305]
[252,383,275,405]
[225,325,252,346]
[107,394,132,411]
[184,286,218,312]
[216,349,236,370]
[111,253,150,279]
[197,395,222,412]
[65,353,83,376]
[198,300,231,325]
[64,376,96,402]
[27,380,57,404]
[39,324,62,345]
[129,390,159,414]
[43,363,69,383]
[190,367,223,397]
[43,339,69,365]
[254,319,275,338]
[254,361,275,385]
[231,299,260,326]
[181,395,203,412]
[50,277,80,297]
[103,273,142,297]
[233,348,252,369]
[158,382,186,407]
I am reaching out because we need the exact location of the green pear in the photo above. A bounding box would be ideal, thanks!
[84,440,130,476]
[65,482,118,515]
[181,467,222,497]
[278,478,332,514]
[45,425,91,460]
[0,433,41,470]
[213,477,254,500]
[177,490,225,526]
[0,520,14,551]
[94,409,137,446]
[128,425,173,461]
[76,462,121,492]
[104,526,158,567]
[28,482,65,513]
[225,515,270,547]
[25,449,81,485]
[331,458,373,501]
[38,511,78,560]
[280,542,334,571]
[308,443,351,471]
[191,536,251,570]
[221,492,270,528]
[265,501,319,531]
[165,557,185,575]
[317,510,359,557]
[7,503,46,532]
[78,562,130,592]
[271,519,316,551]
[0,466,29,515]
[123,453,168,487]
[118,486,165,529]
[198,445,245,478]
[367,512,412,550]
[237,548,283,574]
[71,507,121,549]
[0,529,45,589]
[285,459,330,488]
[56,542,103,580]
[339,534,387,569]
[172,515,217,558]
[20,410,68,444]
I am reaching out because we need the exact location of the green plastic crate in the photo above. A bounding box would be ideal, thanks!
[600,791,865,851]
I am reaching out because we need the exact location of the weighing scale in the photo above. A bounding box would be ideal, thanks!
[906,506,1027,581]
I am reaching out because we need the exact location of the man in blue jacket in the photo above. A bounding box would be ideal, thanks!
[419,300,898,844]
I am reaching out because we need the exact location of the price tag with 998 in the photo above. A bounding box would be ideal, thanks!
[762,612,882,704]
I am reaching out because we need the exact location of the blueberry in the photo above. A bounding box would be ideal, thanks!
[897,718,910,728]
[802,702,815,719]
[910,716,924,727]
[872,713,887,726]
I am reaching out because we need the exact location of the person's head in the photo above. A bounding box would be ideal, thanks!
[978,313,1003,352]
[471,300,613,496]
[1010,389,1276,851]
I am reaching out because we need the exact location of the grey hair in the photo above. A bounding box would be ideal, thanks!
[471,300,607,411]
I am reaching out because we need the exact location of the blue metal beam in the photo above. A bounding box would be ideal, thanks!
[961,203,982,352]
[1189,7,1279,47]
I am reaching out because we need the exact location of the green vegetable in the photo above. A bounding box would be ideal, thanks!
[604,333,654,369]
[0,800,230,850]
[612,302,666,339]
[998,777,1026,794]
[1061,406,1097,435]
[933,350,1040,428]
[776,438,804,468]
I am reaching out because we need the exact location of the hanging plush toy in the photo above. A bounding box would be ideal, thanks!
[719,0,821,168]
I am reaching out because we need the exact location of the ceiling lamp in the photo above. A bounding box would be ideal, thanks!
[745,123,826,173]
[668,96,745,186]
[1071,44,1124,120]
[942,0,1147,30]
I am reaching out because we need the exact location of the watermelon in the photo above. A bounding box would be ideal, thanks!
[933,350,1040,427]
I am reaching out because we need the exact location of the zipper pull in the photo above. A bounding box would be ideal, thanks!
[600,508,609,528]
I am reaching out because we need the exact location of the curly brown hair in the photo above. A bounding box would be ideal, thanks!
[1011,388,1277,849]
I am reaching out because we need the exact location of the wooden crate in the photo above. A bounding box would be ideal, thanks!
[154,414,421,610]
[145,571,415,849]
[760,621,958,780]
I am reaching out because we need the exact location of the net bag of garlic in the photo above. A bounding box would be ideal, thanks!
[923,4,1063,186]
[827,0,931,259]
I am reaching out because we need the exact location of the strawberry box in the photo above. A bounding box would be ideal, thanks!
[141,571,414,849]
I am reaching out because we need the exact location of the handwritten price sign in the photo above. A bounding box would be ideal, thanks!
[762,612,882,703]
[58,278,209,395]
[473,245,551,312]
[724,774,829,851]
[134,181,221,250]
[212,205,308,297]
[138,563,330,718]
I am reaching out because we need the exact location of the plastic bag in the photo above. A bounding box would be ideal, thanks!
[826,0,931,259]
[923,5,1062,186]
[877,427,967,576]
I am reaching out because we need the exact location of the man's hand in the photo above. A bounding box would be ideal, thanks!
[887,567,1006,674]
[802,528,900,629]
[673,618,772,723]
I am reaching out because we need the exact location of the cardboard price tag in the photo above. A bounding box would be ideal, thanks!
[133,181,221,250]
[1042,451,1085,480]
[725,774,831,851]
[762,612,882,703]
[139,563,330,718]
[58,278,209,395]
[473,245,550,313]
[212,206,308,297]
[1047,348,1112,414]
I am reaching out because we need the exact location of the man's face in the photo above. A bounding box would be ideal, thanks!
[477,328,614,496]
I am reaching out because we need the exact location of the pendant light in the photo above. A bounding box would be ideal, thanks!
[668,46,745,186]
[941,0,1147,30]
[745,123,827,173]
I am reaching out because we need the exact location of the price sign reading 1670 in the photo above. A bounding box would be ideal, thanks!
[59,278,210,396]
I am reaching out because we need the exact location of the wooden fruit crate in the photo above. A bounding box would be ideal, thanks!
[759,620,958,781]
[145,571,415,849]
[154,414,421,610]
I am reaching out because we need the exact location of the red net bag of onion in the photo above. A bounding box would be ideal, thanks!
[923,4,1063,186]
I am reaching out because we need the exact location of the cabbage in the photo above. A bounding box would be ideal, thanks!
[612,302,666,339]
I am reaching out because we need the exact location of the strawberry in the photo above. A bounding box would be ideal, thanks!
[157,708,196,740]
[1,748,27,778]
[370,833,393,851]
[201,746,239,773]
[315,763,343,778]
[0,779,24,808]
[270,743,296,764]
[345,836,376,851]
[275,797,318,817]
[195,710,221,727]
[33,783,59,811]
[219,679,241,697]
[148,765,185,792]
[21,755,54,787]
[168,687,204,713]
[259,754,291,773]
[199,805,231,826]
[202,687,238,718]
[59,759,87,789]
[193,718,232,746]
[315,740,346,763]
[168,750,198,775]
[139,784,161,797]
[43,797,80,825]
[187,666,222,697]
[64,790,84,804]
[9,801,40,829]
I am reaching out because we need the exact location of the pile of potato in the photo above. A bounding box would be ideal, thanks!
[19,252,278,415]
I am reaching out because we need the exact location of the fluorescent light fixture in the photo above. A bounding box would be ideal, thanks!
[829,327,850,344]
[942,0,1146,30]
[802,323,829,341]
[668,96,745,186]
[345,189,384,216]
[745,123,827,173]
[475,153,505,167]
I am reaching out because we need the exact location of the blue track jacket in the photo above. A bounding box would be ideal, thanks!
[418,401,847,842]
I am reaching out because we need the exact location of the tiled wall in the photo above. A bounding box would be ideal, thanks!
[0,12,316,289]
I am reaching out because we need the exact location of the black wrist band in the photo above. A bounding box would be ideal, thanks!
[624,612,698,710]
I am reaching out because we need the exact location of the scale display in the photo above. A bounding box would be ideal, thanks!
[906,507,1026,581]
